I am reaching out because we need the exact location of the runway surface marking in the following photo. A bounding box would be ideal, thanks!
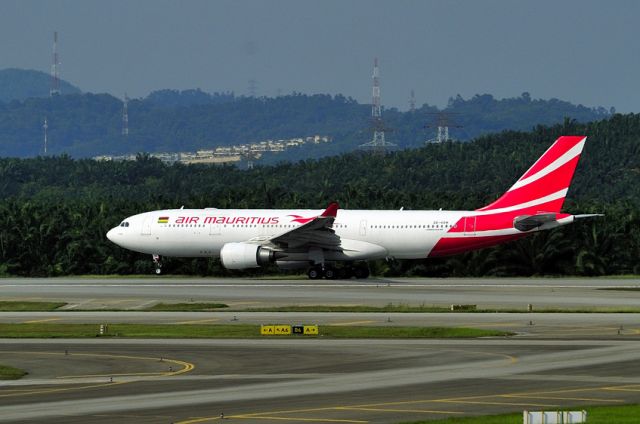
[175,318,221,325]
[329,320,377,326]
[226,302,263,306]
[0,351,194,397]
[336,406,463,414]
[174,382,632,424]
[402,346,519,365]
[22,317,61,324]
[501,394,623,402]
[60,299,96,310]
[232,417,367,423]
[2,283,637,288]
[604,384,640,392]
[133,300,157,309]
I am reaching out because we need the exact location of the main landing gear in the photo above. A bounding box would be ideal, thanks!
[152,254,162,275]
[307,262,370,280]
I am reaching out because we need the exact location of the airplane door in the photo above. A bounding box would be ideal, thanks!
[209,223,221,235]
[142,216,152,235]
[463,216,476,236]
[359,220,367,237]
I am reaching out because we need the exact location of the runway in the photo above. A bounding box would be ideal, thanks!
[2,339,640,423]
[0,277,639,423]
[0,277,638,310]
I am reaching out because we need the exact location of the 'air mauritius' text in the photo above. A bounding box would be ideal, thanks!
[173,216,281,225]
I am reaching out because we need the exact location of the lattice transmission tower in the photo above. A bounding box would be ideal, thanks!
[425,112,462,144]
[122,93,129,136]
[50,32,61,96]
[359,58,396,153]
[43,117,48,154]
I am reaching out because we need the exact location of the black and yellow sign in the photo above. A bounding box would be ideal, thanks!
[303,325,318,335]
[261,324,318,336]
[260,325,291,335]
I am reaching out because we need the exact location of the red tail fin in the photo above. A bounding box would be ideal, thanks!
[478,136,586,213]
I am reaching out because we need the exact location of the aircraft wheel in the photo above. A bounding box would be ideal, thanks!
[307,267,322,280]
[323,268,336,280]
[339,266,354,279]
[155,267,162,275]
[353,264,370,279]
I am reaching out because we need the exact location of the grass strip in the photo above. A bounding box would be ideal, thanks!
[239,303,640,313]
[0,323,510,339]
[0,301,66,311]
[400,404,640,424]
[0,364,27,380]
[146,302,228,311]
[3,300,639,313]
[599,287,640,292]
[243,304,452,313]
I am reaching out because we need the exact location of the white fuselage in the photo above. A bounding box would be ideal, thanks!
[107,208,472,260]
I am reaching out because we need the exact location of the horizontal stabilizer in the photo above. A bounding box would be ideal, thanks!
[513,213,557,232]
[573,214,604,219]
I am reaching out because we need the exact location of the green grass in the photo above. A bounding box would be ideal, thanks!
[240,303,640,314]
[2,300,640,313]
[146,302,228,311]
[599,287,640,292]
[322,326,509,338]
[0,301,66,311]
[0,323,510,339]
[403,405,640,424]
[0,364,27,380]
[400,404,640,424]
[243,304,452,313]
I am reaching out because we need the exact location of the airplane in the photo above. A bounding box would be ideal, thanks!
[107,135,599,279]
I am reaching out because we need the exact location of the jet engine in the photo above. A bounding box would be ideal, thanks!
[220,242,279,269]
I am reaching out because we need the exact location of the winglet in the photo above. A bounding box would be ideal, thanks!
[321,202,339,218]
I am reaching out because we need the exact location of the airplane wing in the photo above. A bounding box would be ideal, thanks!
[260,202,341,251]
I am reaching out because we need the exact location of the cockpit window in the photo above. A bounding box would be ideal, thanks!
[119,222,130,227]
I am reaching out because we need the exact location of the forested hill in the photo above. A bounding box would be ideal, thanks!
[0,88,610,158]
[0,68,81,103]
[0,113,637,277]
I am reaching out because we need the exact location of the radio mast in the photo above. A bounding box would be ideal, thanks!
[50,31,61,96]
[122,93,129,136]
[409,89,416,112]
[359,58,396,153]
[43,117,48,154]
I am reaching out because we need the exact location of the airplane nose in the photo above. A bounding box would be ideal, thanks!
[106,228,117,243]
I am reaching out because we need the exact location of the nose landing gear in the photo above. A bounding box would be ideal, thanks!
[152,254,162,275]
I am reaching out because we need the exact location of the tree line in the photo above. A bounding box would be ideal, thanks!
[0,114,637,277]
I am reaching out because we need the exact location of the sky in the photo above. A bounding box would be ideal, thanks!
[1,0,639,112]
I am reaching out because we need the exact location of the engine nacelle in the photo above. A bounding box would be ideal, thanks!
[220,242,278,270]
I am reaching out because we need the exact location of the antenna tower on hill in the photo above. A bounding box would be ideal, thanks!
[359,58,396,153]
[50,31,61,96]
[43,117,48,154]
[409,89,416,112]
[122,93,129,136]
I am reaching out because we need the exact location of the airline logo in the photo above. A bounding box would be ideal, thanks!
[287,215,315,224]
[157,216,169,224]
